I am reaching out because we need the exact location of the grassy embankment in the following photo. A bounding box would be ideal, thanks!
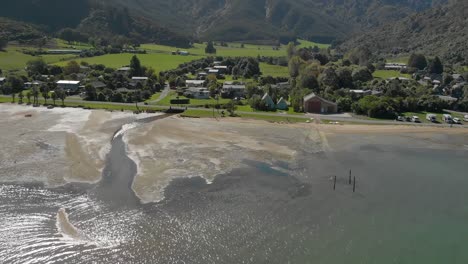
[373,70,411,79]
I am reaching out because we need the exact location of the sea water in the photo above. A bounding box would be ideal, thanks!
[0,131,467,263]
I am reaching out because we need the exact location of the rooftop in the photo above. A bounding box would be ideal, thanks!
[57,80,80,85]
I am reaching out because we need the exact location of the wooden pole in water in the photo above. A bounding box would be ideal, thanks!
[349,170,352,185]
[353,176,356,193]
[333,175,337,190]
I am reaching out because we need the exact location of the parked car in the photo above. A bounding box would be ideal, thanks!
[453,118,462,124]
[426,114,437,122]
[396,116,404,121]
[464,115,468,122]
[405,116,412,122]
[442,114,453,123]
[411,116,420,123]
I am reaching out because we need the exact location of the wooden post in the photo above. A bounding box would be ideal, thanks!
[349,170,352,185]
[353,176,356,193]
[333,175,336,190]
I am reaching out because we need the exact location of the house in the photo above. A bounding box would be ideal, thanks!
[90,81,107,89]
[437,95,458,102]
[117,67,131,75]
[24,81,43,89]
[384,63,407,70]
[261,93,276,110]
[213,65,228,74]
[185,80,205,87]
[221,83,246,98]
[276,97,288,110]
[179,51,189,56]
[303,93,338,114]
[197,72,208,79]
[184,87,210,99]
[271,82,290,90]
[0,77,6,85]
[452,74,465,83]
[57,80,80,92]
[47,49,82,55]
[208,69,220,76]
[349,89,372,95]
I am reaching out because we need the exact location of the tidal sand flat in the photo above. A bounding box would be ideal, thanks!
[124,117,323,203]
[0,104,139,185]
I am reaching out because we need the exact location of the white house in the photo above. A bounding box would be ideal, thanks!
[185,80,205,87]
[184,87,210,99]
[57,80,80,92]
[0,77,5,85]
[384,63,407,70]
[221,83,246,98]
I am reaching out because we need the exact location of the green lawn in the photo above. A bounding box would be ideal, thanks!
[373,70,411,79]
[296,39,331,49]
[386,56,409,64]
[54,39,93,50]
[55,53,203,72]
[260,63,289,77]
[181,109,310,123]
[156,91,231,107]
[0,46,79,72]
[145,92,162,103]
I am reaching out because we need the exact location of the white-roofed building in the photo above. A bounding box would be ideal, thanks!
[57,80,80,92]
[185,80,205,87]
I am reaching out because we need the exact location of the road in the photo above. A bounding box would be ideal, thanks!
[2,94,467,128]
[147,83,170,104]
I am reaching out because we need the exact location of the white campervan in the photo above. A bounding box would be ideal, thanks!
[426,114,436,122]
[442,114,453,123]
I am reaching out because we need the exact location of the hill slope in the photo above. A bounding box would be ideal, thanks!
[338,0,468,64]
[111,0,447,43]
[0,0,448,44]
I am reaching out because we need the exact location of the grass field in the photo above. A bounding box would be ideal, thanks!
[55,53,203,72]
[155,91,232,107]
[0,47,79,72]
[2,39,329,73]
[260,63,289,77]
[296,39,330,49]
[373,70,411,79]
[386,56,409,64]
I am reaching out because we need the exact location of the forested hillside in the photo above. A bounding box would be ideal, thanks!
[0,0,448,45]
[339,0,467,64]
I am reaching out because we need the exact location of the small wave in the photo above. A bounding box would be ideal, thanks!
[113,123,139,140]
[56,208,87,241]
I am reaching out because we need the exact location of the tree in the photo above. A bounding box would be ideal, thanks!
[428,56,444,74]
[407,53,427,70]
[319,67,339,89]
[55,87,66,106]
[41,85,50,105]
[6,76,24,93]
[347,46,372,66]
[26,91,32,104]
[286,42,296,59]
[32,86,40,106]
[225,100,237,116]
[51,91,57,105]
[84,84,97,101]
[26,58,48,76]
[288,56,304,78]
[18,91,24,104]
[64,61,81,75]
[205,41,216,54]
[0,37,8,51]
[130,55,144,76]
[11,93,16,103]
[352,67,373,83]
